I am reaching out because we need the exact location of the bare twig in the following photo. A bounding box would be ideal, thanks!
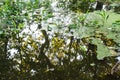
[111,61,120,74]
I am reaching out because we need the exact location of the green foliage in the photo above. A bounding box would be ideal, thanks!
[0,0,120,80]
[92,38,110,60]
[68,0,95,13]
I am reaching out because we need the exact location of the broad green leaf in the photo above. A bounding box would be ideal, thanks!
[106,32,116,39]
[92,38,110,60]
[114,34,120,44]
[96,44,110,60]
